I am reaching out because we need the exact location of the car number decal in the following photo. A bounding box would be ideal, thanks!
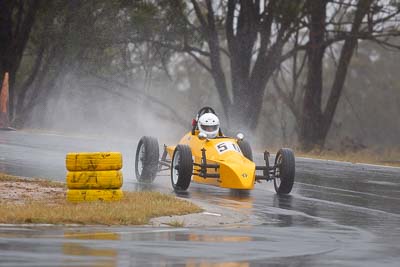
[215,141,241,154]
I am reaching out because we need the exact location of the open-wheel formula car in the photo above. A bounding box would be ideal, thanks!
[135,107,295,194]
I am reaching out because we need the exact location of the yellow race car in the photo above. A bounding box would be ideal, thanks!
[135,107,295,194]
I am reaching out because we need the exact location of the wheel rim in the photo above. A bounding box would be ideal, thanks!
[137,143,145,177]
[172,150,180,186]
[275,154,283,188]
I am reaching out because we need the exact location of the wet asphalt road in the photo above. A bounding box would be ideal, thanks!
[0,130,400,266]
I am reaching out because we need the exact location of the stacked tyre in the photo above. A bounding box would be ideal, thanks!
[66,152,123,202]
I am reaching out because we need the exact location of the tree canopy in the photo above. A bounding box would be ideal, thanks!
[1,0,400,150]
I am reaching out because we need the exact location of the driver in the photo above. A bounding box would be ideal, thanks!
[197,113,220,139]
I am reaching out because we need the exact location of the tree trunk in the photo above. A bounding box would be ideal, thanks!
[299,0,327,151]
[321,0,374,140]
[190,0,301,135]
[225,0,258,132]
[225,0,289,133]
[299,0,374,151]
[0,0,14,110]
[0,0,40,123]
[200,0,231,119]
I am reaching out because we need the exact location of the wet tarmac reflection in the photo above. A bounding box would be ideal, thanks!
[58,228,257,267]
[63,231,120,266]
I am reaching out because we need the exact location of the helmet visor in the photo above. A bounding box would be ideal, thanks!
[201,125,219,132]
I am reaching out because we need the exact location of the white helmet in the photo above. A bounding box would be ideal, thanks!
[198,113,220,138]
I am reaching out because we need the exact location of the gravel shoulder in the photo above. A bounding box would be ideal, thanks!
[0,177,65,204]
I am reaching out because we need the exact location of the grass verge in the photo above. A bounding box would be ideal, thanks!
[0,173,202,225]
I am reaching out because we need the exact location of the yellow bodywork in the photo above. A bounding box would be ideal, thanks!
[166,132,256,190]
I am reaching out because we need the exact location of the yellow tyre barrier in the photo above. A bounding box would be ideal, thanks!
[66,152,122,171]
[66,170,123,189]
[67,189,123,202]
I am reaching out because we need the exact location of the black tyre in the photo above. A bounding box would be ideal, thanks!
[238,140,253,161]
[273,148,295,194]
[135,136,159,183]
[171,144,193,191]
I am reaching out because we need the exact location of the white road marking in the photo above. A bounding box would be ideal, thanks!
[202,212,222,216]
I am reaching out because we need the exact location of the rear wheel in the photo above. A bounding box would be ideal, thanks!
[171,145,193,191]
[238,140,253,161]
[273,148,295,194]
[135,136,159,183]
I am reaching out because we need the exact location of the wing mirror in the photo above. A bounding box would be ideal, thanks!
[236,133,244,141]
[198,132,208,140]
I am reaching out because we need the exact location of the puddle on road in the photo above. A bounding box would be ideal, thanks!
[62,230,258,243]
[0,224,372,266]
[184,261,249,267]
[64,231,120,240]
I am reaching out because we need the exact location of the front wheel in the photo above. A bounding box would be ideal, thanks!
[273,148,295,194]
[135,136,159,183]
[171,144,193,191]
